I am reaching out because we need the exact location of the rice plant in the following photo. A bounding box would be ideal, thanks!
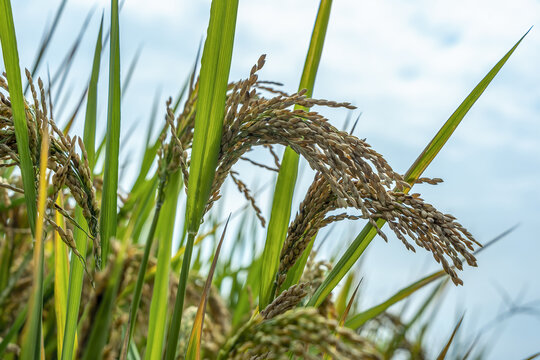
[0,0,533,359]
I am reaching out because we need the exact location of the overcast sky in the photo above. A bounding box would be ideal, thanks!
[5,0,540,358]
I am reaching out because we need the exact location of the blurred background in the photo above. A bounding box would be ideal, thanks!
[4,0,540,357]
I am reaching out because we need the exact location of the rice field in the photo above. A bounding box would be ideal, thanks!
[0,0,536,359]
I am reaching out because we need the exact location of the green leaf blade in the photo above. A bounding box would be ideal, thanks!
[259,0,333,308]
[185,216,230,360]
[436,314,465,360]
[53,197,70,359]
[83,15,103,171]
[184,0,238,235]
[345,270,445,329]
[0,0,38,234]
[60,208,88,360]
[144,171,182,360]
[99,0,122,264]
[60,17,104,360]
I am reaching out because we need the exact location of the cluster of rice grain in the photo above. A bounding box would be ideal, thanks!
[161,55,479,290]
[0,71,101,268]
[221,308,380,360]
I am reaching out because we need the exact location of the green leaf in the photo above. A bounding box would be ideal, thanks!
[232,254,261,327]
[21,145,45,358]
[99,0,122,264]
[23,0,67,95]
[0,273,53,358]
[83,15,103,171]
[144,170,182,360]
[81,240,128,360]
[0,233,12,296]
[307,29,530,308]
[185,216,230,360]
[339,280,361,326]
[436,314,465,360]
[184,0,238,235]
[0,304,27,356]
[260,0,333,308]
[122,176,159,244]
[118,179,158,360]
[259,150,300,307]
[345,270,446,329]
[60,210,88,360]
[51,9,95,111]
[0,0,38,234]
[53,196,71,359]
[122,45,142,99]
[0,251,32,314]
[166,1,239,358]
[383,280,448,358]
[346,224,517,331]
[335,273,355,318]
[60,18,104,360]
[20,123,49,360]
[129,90,163,194]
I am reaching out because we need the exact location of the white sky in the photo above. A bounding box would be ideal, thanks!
[5,0,540,358]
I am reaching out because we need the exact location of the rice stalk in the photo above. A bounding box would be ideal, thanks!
[122,79,199,359]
